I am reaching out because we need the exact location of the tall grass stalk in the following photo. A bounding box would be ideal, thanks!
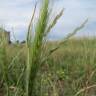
[25,0,88,95]
[26,0,49,95]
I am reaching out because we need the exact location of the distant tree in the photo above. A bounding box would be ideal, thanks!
[16,40,19,44]
[21,40,26,44]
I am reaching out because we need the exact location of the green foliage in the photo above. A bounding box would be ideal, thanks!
[1,38,96,96]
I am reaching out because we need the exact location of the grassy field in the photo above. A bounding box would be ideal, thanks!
[0,38,96,96]
[0,0,96,96]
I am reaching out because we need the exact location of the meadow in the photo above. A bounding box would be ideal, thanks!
[0,0,96,96]
[0,38,96,96]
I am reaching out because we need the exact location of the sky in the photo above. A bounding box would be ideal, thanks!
[0,0,96,41]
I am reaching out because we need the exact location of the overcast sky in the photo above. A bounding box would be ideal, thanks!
[0,0,96,41]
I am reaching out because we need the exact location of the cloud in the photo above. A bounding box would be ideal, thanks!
[0,0,96,41]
